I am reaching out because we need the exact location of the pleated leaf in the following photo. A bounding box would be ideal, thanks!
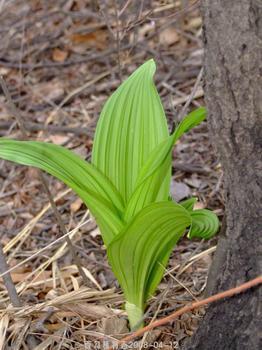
[144,248,172,302]
[143,199,197,301]
[107,201,191,327]
[124,108,207,220]
[92,59,169,204]
[145,200,219,299]
[0,59,219,331]
[0,139,124,245]
[188,209,220,239]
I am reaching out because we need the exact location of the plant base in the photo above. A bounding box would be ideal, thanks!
[125,301,144,330]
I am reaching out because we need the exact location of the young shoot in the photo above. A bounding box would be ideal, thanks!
[0,60,219,329]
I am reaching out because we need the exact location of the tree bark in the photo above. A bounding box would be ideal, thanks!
[185,1,262,349]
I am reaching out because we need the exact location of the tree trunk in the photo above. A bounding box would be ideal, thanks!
[185,1,262,349]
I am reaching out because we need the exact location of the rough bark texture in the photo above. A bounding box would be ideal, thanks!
[185,1,262,349]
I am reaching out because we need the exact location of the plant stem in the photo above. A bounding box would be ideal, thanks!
[125,301,144,330]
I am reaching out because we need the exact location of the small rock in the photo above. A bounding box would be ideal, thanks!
[170,181,191,202]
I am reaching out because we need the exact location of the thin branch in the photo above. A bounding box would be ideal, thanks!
[0,218,91,279]
[118,0,132,17]
[179,67,203,118]
[0,242,21,307]
[0,75,89,286]
[39,174,90,285]
[110,276,262,349]
[148,0,199,21]
[0,76,23,307]
[172,67,203,132]
[0,75,28,137]
[113,0,122,82]
[0,121,93,136]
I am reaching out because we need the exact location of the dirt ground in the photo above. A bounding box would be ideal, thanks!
[0,1,224,349]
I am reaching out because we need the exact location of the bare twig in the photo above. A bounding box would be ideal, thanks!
[39,174,90,285]
[0,76,28,137]
[0,242,21,307]
[47,70,112,123]
[110,276,262,349]
[172,67,203,132]
[0,121,92,136]
[179,67,203,118]
[148,0,200,20]
[0,45,127,69]
[0,77,24,308]
[118,0,132,17]
[0,218,91,279]
[0,75,89,286]
[113,0,122,82]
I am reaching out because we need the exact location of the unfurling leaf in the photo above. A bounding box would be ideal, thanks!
[188,209,219,239]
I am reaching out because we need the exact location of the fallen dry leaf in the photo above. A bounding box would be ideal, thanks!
[49,135,70,145]
[69,31,107,52]
[52,48,68,62]
[70,197,83,213]
[65,304,114,320]
[98,316,129,337]
[0,270,51,284]
[186,17,202,30]
[160,27,180,46]
[33,80,64,102]
[45,322,64,331]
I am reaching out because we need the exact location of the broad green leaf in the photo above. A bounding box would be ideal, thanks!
[123,137,172,220]
[144,200,218,301]
[144,249,170,301]
[188,209,219,239]
[124,107,207,220]
[107,201,191,327]
[0,139,124,245]
[144,197,197,300]
[92,59,169,204]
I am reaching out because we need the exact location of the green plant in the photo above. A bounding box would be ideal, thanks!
[0,60,219,329]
